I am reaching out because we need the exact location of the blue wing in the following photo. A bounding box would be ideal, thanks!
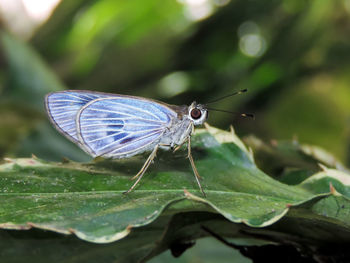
[77,97,177,158]
[45,91,110,144]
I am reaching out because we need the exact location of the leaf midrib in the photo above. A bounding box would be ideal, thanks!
[0,189,311,203]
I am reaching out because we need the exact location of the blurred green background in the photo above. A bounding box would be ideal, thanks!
[0,0,350,261]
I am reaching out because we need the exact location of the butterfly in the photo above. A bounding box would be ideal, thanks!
[45,90,209,196]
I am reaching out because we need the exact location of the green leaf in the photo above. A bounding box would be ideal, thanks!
[1,31,65,110]
[243,135,349,181]
[1,125,350,258]
[0,31,91,161]
[0,214,175,263]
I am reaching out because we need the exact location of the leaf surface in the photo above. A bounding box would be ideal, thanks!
[1,125,350,244]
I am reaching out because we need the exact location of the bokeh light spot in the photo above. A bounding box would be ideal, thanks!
[238,21,267,58]
[158,72,190,97]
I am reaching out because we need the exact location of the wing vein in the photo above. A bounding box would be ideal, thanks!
[85,126,163,143]
[104,101,163,121]
[108,132,163,156]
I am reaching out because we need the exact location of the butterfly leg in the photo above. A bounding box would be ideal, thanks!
[123,145,159,194]
[173,140,187,152]
[187,136,206,197]
[130,144,162,181]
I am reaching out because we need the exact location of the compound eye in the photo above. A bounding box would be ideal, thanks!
[190,108,202,120]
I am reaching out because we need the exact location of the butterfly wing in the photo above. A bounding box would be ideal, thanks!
[45,91,112,144]
[76,97,177,158]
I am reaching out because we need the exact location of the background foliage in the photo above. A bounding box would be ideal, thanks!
[1,0,350,262]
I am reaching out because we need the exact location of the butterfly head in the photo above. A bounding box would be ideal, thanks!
[188,102,208,125]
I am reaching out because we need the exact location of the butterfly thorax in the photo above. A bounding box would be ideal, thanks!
[159,114,193,150]
[159,102,208,150]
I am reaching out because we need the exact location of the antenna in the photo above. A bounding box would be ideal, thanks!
[206,107,255,119]
[205,89,248,105]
